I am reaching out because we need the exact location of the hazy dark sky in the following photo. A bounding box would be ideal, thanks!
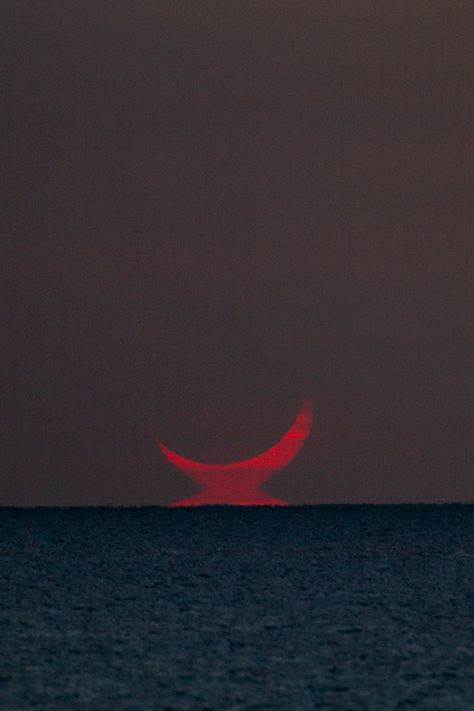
[3,1,472,505]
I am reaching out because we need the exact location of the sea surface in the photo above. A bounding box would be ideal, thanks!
[1,505,474,710]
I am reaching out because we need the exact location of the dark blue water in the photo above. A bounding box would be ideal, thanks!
[2,506,474,710]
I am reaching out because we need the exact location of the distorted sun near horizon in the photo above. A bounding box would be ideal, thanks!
[158,398,313,507]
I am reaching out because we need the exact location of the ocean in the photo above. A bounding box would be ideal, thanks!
[1,505,474,710]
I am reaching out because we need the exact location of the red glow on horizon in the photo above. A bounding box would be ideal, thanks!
[159,398,313,506]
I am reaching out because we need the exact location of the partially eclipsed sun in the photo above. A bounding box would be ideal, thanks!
[158,398,313,506]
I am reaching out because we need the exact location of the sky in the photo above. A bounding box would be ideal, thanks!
[2,0,472,505]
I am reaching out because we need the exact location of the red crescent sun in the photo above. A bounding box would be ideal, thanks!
[158,398,313,506]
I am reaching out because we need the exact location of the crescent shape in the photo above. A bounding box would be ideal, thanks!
[159,397,313,485]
